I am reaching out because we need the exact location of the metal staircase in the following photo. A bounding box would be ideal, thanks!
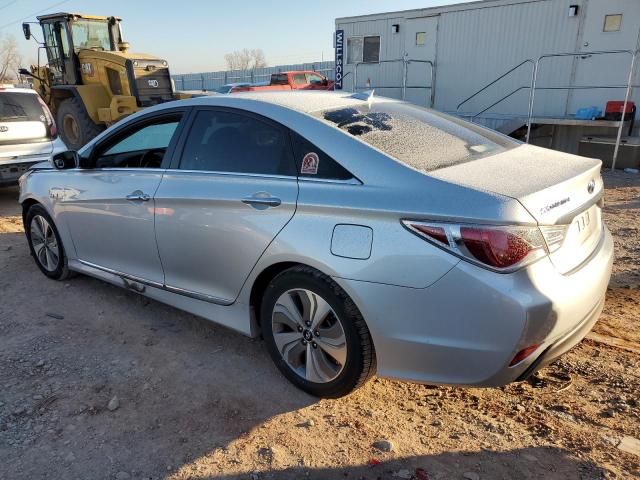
[455,49,639,169]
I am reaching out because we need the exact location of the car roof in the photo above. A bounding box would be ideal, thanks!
[182,90,396,115]
[0,87,37,94]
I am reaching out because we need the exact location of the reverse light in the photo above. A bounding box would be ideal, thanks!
[539,225,569,253]
[402,220,549,272]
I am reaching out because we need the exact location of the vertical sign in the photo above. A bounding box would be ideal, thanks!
[334,29,344,90]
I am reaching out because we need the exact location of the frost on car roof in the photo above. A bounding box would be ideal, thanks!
[315,102,518,172]
[229,90,396,114]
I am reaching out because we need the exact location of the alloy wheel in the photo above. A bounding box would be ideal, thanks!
[271,288,347,383]
[30,215,60,272]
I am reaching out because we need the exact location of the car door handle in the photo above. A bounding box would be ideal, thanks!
[126,191,151,202]
[241,196,282,208]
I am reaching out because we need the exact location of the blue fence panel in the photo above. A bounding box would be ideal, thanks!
[172,61,336,91]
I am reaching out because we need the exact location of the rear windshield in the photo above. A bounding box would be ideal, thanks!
[316,101,519,172]
[0,92,45,123]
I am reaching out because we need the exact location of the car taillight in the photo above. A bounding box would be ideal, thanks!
[36,95,57,139]
[402,220,549,272]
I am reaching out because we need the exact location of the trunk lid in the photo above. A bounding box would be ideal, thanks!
[430,144,605,273]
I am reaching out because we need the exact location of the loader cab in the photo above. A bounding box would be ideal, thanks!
[30,13,122,86]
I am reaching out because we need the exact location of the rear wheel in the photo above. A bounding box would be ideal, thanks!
[261,266,376,398]
[25,204,70,280]
[56,97,104,150]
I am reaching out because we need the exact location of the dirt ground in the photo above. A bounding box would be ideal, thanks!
[0,170,638,480]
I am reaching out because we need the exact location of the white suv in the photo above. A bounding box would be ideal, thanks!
[0,85,66,187]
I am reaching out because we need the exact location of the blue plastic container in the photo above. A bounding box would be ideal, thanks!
[575,106,602,120]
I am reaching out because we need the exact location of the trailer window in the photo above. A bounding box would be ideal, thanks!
[363,36,380,63]
[603,14,622,32]
[347,36,380,64]
[317,102,518,172]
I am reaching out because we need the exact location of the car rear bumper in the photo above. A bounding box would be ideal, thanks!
[336,226,613,386]
[0,160,43,186]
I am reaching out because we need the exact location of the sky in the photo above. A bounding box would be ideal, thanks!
[0,0,473,74]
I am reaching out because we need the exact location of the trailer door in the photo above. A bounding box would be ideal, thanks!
[404,16,438,107]
[568,0,640,115]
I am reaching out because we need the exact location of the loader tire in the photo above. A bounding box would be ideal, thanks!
[56,97,104,150]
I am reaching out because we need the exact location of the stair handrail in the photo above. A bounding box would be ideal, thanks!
[468,86,530,122]
[456,59,534,111]
[525,49,637,157]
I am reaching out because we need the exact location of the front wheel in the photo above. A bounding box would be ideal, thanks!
[261,266,376,398]
[56,97,104,150]
[25,204,71,280]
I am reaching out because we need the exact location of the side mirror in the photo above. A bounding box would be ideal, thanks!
[52,151,78,170]
[322,78,328,86]
[22,23,31,40]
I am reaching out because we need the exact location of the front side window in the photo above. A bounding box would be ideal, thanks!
[347,36,380,64]
[307,73,324,85]
[42,23,61,64]
[93,116,181,168]
[179,109,294,176]
[292,74,307,85]
[316,102,518,172]
[71,19,113,51]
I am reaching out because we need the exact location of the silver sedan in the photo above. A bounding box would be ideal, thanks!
[19,91,613,398]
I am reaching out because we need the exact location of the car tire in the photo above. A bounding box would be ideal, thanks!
[261,265,376,398]
[56,97,104,150]
[25,204,71,281]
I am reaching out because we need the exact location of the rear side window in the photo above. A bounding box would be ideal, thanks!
[271,74,288,85]
[291,132,355,181]
[0,92,46,123]
[179,109,295,176]
[316,102,518,172]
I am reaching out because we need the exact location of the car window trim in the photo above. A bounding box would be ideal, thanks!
[170,105,298,178]
[88,107,191,170]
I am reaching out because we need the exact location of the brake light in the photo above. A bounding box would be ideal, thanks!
[36,95,57,139]
[402,220,548,271]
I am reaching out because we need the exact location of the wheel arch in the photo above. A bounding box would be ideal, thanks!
[249,261,301,330]
[52,85,109,125]
[21,197,42,229]
[247,260,369,334]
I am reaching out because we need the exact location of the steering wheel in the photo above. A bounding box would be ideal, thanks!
[139,148,165,168]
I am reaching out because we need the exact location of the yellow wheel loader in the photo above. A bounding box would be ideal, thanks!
[20,13,188,150]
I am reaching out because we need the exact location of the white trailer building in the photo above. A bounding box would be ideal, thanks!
[335,0,640,167]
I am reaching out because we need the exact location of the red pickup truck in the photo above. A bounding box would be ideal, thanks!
[232,71,334,92]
